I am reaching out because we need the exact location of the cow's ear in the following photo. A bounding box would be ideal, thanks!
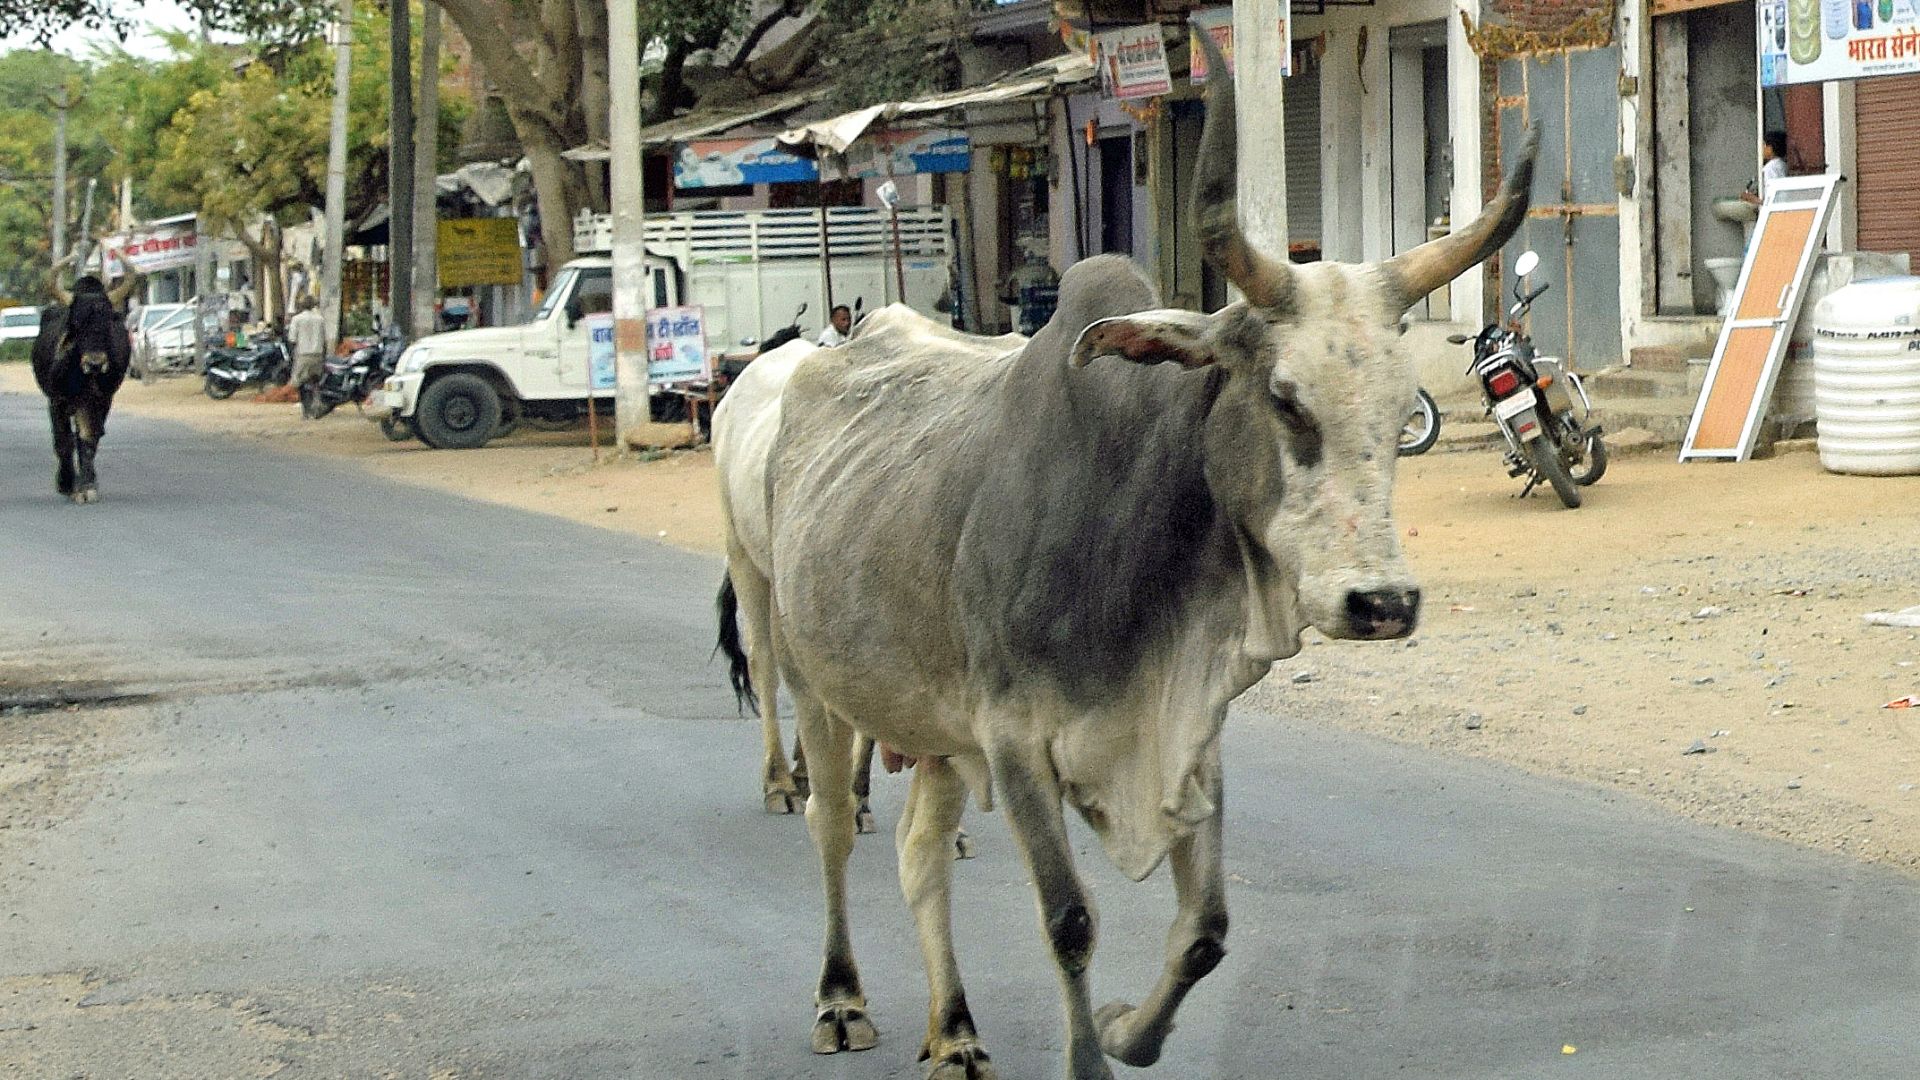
[1069,310,1218,370]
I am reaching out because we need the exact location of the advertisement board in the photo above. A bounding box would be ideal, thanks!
[1096,24,1173,100]
[646,306,709,385]
[1761,0,1920,86]
[436,217,523,288]
[1188,5,1293,82]
[102,224,198,275]
[682,131,972,188]
[586,312,616,391]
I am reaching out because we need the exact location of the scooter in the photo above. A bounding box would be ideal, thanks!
[204,333,293,399]
[1399,387,1440,456]
[1446,250,1607,508]
[302,328,405,420]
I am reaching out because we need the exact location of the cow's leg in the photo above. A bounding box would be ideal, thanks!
[898,757,992,1080]
[797,699,877,1055]
[790,728,811,800]
[852,734,877,835]
[72,400,103,503]
[48,401,76,497]
[1093,743,1228,1067]
[731,560,801,814]
[989,739,1112,1080]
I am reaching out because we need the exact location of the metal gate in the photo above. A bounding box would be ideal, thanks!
[1855,73,1920,268]
[1494,48,1622,371]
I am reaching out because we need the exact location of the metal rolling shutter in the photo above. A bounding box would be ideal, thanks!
[1855,74,1920,266]
[1285,64,1322,250]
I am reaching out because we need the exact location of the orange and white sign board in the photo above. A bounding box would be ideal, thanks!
[1680,174,1842,462]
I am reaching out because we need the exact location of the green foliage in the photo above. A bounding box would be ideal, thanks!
[0,1,331,49]
[814,0,962,112]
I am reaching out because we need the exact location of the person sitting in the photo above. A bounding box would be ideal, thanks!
[817,304,853,347]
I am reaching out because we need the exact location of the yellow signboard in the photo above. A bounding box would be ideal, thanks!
[436,217,522,288]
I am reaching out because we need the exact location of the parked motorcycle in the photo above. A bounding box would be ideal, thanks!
[203,333,293,400]
[720,301,810,382]
[302,328,405,420]
[1447,250,1607,508]
[1399,387,1440,456]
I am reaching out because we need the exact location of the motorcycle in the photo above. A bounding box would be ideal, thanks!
[719,301,810,382]
[302,328,405,420]
[203,333,293,400]
[1399,387,1440,456]
[1446,249,1607,508]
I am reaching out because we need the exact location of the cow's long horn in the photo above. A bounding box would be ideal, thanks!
[1190,25,1294,312]
[48,252,74,305]
[108,272,138,307]
[1379,122,1540,313]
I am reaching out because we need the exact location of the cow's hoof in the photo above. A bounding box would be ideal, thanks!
[953,828,976,860]
[855,800,876,835]
[921,1036,995,1079]
[764,788,803,815]
[811,1002,878,1054]
[74,486,99,504]
[1094,1001,1165,1068]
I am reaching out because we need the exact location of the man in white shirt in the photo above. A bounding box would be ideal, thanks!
[286,296,328,386]
[817,303,852,347]
[1742,131,1789,207]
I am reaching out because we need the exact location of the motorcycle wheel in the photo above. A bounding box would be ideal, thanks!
[380,416,413,442]
[204,374,236,400]
[1571,430,1608,486]
[1398,388,1441,457]
[1525,437,1582,509]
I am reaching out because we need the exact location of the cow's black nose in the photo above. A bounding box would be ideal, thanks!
[1345,587,1421,639]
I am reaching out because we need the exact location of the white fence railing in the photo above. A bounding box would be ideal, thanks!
[572,207,952,263]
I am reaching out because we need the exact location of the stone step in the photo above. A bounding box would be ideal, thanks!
[1585,367,1696,400]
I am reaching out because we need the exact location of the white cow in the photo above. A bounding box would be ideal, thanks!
[747,30,1541,1080]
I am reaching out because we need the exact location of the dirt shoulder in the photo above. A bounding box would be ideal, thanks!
[10,362,1920,871]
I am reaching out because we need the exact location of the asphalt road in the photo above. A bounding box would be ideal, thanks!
[2,386,1917,1080]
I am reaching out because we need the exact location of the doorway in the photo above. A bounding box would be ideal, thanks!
[1098,134,1134,256]
[1390,21,1452,319]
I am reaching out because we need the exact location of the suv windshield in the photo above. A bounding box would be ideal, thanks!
[532,268,578,323]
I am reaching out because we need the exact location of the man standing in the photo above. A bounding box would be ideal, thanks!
[817,304,852,346]
[287,296,327,386]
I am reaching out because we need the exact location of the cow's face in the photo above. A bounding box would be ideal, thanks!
[65,293,121,375]
[1070,275,1420,642]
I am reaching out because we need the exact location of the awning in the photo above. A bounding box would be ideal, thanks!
[777,52,1095,156]
[561,84,834,162]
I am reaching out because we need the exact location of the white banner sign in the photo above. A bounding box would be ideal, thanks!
[1761,0,1920,86]
[102,224,199,275]
[1096,24,1173,100]
[1188,5,1293,82]
[586,312,616,391]
[645,306,709,385]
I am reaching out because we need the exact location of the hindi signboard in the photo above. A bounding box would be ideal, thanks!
[646,306,709,385]
[102,223,198,275]
[586,312,616,392]
[437,217,523,287]
[1761,0,1920,86]
[1188,5,1292,82]
[1096,24,1173,100]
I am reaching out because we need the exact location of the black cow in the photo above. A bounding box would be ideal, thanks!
[31,269,137,503]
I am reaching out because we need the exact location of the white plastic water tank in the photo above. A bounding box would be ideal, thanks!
[1809,276,1920,475]
[1780,253,1911,424]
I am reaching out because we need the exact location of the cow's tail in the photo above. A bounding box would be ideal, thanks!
[715,570,758,716]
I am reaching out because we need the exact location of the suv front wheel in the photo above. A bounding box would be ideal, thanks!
[415,372,503,449]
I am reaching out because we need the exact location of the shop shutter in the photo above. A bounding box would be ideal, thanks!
[1855,74,1920,266]
[1285,64,1323,250]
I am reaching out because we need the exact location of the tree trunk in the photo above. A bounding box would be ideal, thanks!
[574,0,611,213]
[515,107,591,270]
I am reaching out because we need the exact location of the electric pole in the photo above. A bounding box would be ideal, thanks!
[411,1,440,339]
[389,0,414,336]
[608,0,649,446]
[50,86,68,266]
[1231,0,1289,256]
[321,0,354,351]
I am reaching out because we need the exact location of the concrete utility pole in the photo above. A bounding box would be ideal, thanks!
[194,15,215,358]
[321,0,354,351]
[389,0,415,335]
[608,0,649,445]
[1231,0,1289,256]
[50,87,68,266]
[411,2,440,339]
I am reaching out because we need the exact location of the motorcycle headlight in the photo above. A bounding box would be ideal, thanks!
[399,345,431,373]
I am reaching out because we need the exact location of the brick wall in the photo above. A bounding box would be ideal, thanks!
[1486,0,1617,36]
